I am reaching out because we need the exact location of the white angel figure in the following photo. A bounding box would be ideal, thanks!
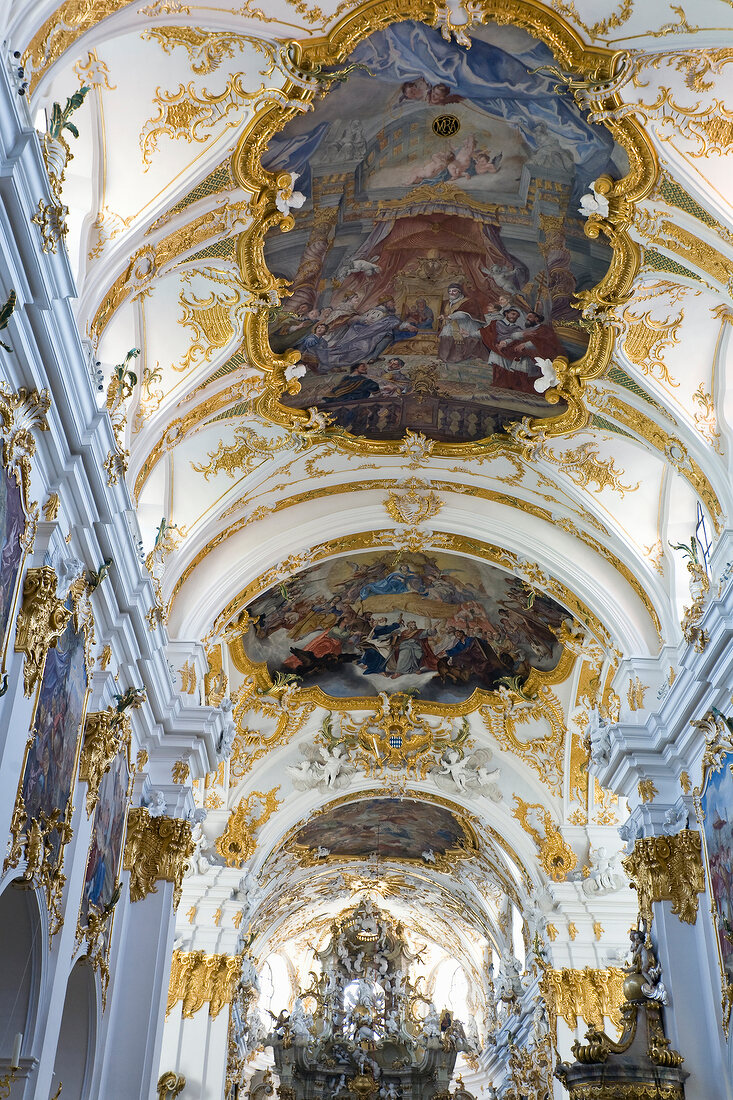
[275,172,306,216]
[578,181,610,218]
[533,356,558,393]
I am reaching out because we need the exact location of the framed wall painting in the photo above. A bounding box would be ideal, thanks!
[6,593,91,939]
[695,715,733,1035]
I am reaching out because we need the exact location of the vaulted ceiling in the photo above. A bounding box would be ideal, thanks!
[9,0,733,1041]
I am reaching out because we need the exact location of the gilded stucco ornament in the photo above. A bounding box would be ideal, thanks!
[670,537,710,651]
[78,709,131,816]
[123,808,193,909]
[4,793,73,939]
[231,0,657,455]
[512,797,577,881]
[157,1072,186,1100]
[215,788,282,867]
[541,967,626,1039]
[0,384,50,504]
[14,566,71,696]
[622,831,705,929]
[556,925,685,1099]
[167,950,242,1019]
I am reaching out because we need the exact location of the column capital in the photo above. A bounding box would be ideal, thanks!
[167,950,242,1019]
[123,809,193,909]
[622,829,705,928]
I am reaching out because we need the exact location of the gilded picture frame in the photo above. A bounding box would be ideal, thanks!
[5,585,94,942]
[76,740,134,1005]
[213,530,601,718]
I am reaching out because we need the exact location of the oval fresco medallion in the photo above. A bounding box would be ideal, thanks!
[236,550,572,704]
[260,18,631,445]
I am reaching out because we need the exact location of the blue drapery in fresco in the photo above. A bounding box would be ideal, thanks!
[264,21,615,198]
[262,122,330,197]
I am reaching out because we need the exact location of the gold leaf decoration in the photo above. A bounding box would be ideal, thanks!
[215,788,281,866]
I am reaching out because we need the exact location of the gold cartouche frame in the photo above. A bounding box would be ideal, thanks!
[232,0,658,455]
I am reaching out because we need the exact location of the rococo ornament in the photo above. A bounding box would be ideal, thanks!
[540,967,626,1040]
[0,384,50,506]
[215,787,282,867]
[556,924,685,1099]
[14,566,71,696]
[78,708,131,816]
[622,830,705,929]
[167,950,242,1019]
[123,808,193,909]
[512,797,578,881]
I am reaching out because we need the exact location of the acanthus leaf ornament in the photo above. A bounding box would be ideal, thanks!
[78,709,131,816]
[0,384,50,502]
[167,950,242,1019]
[541,967,626,1039]
[123,808,193,909]
[622,830,705,929]
[14,567,71,696]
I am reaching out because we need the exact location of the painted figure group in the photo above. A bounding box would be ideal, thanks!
[245,554,568,696]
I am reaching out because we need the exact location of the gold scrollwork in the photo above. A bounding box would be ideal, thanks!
[14,567,71,697]
[215,788,282,866]
[0,384,50,505]
[157,1071,186,1100]
[123,809,193,909]
[167,950,242,1018]
[78,709,131,816]
[622,830,705,929]
[231,0,657,451]
[512,796,578,881]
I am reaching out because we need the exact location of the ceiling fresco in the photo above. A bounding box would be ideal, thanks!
[262,20,627,444]
[10,0,733,1085]
[292,796,475,861]
[239,550,571,702]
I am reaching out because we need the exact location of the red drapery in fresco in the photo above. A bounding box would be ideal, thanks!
[332,212,521,312]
